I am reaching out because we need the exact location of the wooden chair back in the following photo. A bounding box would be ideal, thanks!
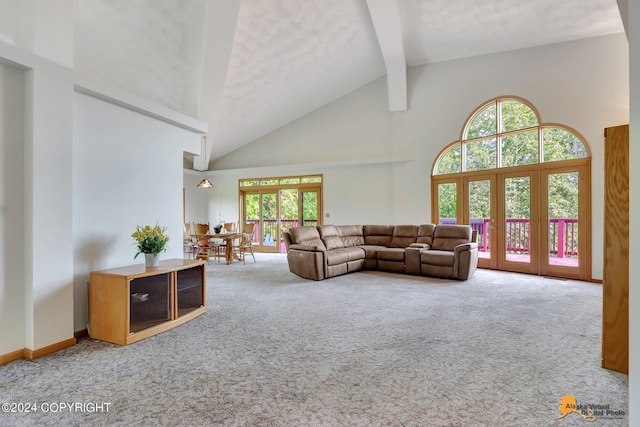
[193,222,210,235]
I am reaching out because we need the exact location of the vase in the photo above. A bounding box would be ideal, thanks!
[144,253,160,268]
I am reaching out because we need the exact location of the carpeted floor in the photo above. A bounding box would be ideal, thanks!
[0,253,628,426]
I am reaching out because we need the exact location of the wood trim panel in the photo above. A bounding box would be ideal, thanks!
[0,349,26,366]
[602,124,629,374]
[1,337,77,365]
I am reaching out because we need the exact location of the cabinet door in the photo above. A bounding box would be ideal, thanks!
[129,273,171,333]
[176,265,205,317]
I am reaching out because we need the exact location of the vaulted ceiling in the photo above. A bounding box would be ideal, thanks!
[72,0,626,169]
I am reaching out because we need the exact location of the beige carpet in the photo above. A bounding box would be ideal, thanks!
[0,253,628,426]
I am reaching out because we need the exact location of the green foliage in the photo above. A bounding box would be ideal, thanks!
[504,176,531,218]
[438,183,457,219]
[501,131,538,167]
[465,103,496,139]
[437,145,461,174]
[435,99,586,221]
[466,138,496,171]
[131,223,169,258]
[500,100,538,132]
[543,128,587,161]
[548,172,578,218]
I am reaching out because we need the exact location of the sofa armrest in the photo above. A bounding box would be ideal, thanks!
[289,243,326,253]
[405,247,422,275]
[409,243,431,249]
[287,248,326,280]
[453,242,478,255]
[453,242,478,280]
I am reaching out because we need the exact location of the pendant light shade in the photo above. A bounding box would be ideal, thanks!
[197,178,214,188]
[197,135,213,189]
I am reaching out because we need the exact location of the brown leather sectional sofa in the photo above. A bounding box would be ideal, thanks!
[283,224,478,281]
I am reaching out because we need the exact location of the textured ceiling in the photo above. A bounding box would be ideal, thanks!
[71,0,625,166]
[206,0,386,161]
[203,0,624,163]
[399,0,625,65]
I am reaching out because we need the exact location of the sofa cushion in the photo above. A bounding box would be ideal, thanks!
[318,225,345,250]
[421,250,455,267]
[416,224,436,246]
[289,226,325,249]
[326,247,365,266]
[363,225,394,246]
[337,225,364,247]
[431,225,472,251]
[389,225,418,248]
[377,247,405,262]
[360,245,385,260]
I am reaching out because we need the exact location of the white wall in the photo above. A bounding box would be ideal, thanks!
[211,33,629,280]
[0,61,26,355]
[72,92,202,331]
[183,171,211,225]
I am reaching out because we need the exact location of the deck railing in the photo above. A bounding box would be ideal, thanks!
[246,218,318,248]
[247,218,578,258]
[441,217,578,258]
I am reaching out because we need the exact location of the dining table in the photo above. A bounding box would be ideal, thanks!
[190,232,242,264]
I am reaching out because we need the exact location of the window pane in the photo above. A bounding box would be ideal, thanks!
[260,179,279,185]
[436,145,461,175]
[465,138,496,171]
[469,180,491,256]
[241,180,260,187]
[547,172,579,267]
[500,100,538,132]
[465,103,496,139]
[543,128,587,162]
[504,176,531,264]
[280,178,300,184]
[501,130,539,167]
[438,182,457,223]
[301,177,322,183]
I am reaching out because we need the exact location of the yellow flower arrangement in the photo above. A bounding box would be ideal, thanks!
[131,223,170,258]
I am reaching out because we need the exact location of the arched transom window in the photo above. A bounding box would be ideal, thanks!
[434,97,589,175]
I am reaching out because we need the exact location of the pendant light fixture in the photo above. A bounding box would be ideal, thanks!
[197,135,214,188]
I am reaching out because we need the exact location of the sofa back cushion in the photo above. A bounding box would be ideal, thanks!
[336,225,364,247]
[363,225,394,246]
[317,225,345,250]
[289,226,326,249]
[416,224,436,245]
[431,225,472,251]
[389,225,418,248]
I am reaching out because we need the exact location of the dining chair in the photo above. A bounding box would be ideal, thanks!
[237,222,257,264]
[183,222,196,259]
[192,222,218,263]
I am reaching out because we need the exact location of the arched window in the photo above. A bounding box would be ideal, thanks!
[431,96,591,281]
[434,97,589,175]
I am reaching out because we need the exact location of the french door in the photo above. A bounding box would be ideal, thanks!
[462,175,497,269]
[242,186,321,253]
[434,161,590,279]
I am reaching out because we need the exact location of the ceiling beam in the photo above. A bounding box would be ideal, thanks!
[366,0,407,112]
[617,0,628,40]
[194,0,242,170]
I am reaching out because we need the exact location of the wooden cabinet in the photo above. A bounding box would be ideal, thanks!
[89,259,206,345]
[602,124,628,374]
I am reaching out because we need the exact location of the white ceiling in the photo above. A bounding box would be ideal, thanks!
[202,0,624,165]
[72,0,626,167]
